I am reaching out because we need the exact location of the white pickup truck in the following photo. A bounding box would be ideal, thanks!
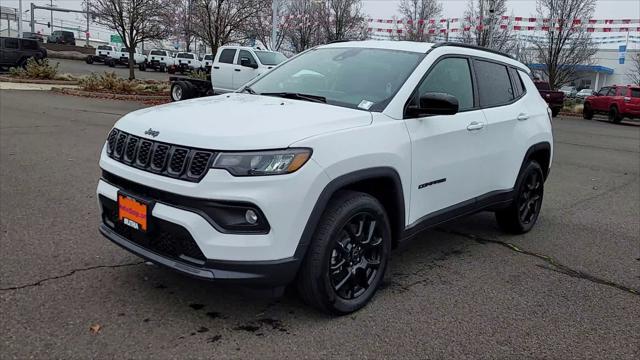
[168,52,202,74]
[86,45,117,64]
[169,46,286,101]
[143,49,174,72]
[97,47,146,68]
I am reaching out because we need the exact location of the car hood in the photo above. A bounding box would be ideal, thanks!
[113,93,372,150]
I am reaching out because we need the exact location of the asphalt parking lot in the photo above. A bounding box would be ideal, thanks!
[0,58,170,81]
[0,90,638,358]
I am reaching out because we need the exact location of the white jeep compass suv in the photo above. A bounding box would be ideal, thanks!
[97,41,553,314]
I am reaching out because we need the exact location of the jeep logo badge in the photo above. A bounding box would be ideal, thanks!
[144,128,160,138]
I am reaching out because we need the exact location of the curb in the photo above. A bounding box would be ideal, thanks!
[0,76,79,85]
[52,87,168,101]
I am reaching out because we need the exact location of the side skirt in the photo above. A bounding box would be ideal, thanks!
[400,189,514,242]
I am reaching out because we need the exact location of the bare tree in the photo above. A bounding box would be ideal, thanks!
[396,0,442,42]
[244,0,287,51]
[627,52,640,86]
[318,0,366,43]
[283,0,324,53]
[532,0,597,89]
[90,0,169,80]
[462,0,515,52]
[162,0,196,52]
[191,0,260,56]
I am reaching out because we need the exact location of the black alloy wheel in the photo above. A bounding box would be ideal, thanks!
[517,170,543,226]
[329,212,384,300]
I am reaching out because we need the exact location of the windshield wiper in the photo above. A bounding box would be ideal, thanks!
[260,92,326,104]
[242,86,256,94]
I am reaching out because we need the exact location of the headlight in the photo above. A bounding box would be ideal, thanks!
[212,148,312,176]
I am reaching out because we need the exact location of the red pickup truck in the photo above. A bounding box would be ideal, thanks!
[534,81,564,117]
[583,85,640,123]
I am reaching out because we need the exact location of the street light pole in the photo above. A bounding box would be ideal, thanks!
[18,0,23,38]
[50,0,54,33]
[271,0,279,50]
[86,0,90,46]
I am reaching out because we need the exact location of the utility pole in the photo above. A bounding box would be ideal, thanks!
[86,0,90,46]
[445,18,450,42]
[18,0,23,38]
[487,0,496,49]
[271,0,279,50]
[50,0,54,34]
[30,3,35,33]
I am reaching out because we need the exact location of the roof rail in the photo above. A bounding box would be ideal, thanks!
[431,42,514,59]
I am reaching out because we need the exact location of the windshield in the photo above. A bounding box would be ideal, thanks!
[250,47,423,111]
[254,51,287,65]
[177,53,194,59]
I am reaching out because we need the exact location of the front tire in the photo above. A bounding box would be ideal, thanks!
[583,103,593,119]
[85,56,94,64]
[297,191,391,315]
[496,161,544,234]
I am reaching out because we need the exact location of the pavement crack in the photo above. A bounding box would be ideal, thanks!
[436,228,639,296]
[0,261,145,291]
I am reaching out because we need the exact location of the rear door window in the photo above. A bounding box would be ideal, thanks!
[218,49,236,64]
[20,40,38,50]
[508,68,526,97]
[474,59,515,107]
[630,88,640,98]
[4,38,19,49]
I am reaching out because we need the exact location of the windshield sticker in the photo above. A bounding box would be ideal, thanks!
[358,100,374,110]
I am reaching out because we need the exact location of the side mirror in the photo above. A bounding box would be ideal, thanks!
[407,92,459,117]
[240,57,258,69]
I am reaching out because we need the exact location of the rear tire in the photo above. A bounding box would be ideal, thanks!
[139,63,146,71]
[171,81,192,101]
[85,56,94,64]
[496,161,544,234]
[107,59,115,67]
[159,64,166,72]
[296,191,391,315]
[609,106,622,123]
[583,103,593,120]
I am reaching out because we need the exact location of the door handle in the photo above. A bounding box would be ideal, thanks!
[234,69,241,72]
[467,121,484,131]
[517,113,529,121]
[213,66,220,69]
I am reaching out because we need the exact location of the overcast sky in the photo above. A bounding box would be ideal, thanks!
[3,0,639,38]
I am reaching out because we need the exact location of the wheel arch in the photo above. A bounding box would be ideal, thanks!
[519,142,552,182]
[295,167,406,262]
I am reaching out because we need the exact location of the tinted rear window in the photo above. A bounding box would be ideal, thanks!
[98,45,112,50]
[177,53,194,59]
[474,59,515,107]
[204,55,213,60]
[150,50,165,56]
[631,89,640,98]
[218,49,236,64]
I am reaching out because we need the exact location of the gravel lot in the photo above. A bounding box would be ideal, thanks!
[0,90,638,359]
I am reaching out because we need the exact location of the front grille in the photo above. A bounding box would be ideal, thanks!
[106,129,216,182]
[100,195,206,263]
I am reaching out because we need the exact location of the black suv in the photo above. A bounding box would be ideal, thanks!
[0,37,47,69]
[47,30,76,46]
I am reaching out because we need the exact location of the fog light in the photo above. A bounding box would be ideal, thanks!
[245,209,259,224]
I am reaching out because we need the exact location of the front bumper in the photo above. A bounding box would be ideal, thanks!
[100,224,300,285]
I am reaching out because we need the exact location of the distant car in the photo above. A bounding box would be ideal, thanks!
[560,86,577,98]
[86,45,117,65]
[201,54,214,71]
[47,30,75,46]
[22,32,44,42]
[534,81,564,117]
[583,85,640,123]
[143,49,174,72]
[167,52,202,74]
[576,88,593,99]
[0,37,47,69]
